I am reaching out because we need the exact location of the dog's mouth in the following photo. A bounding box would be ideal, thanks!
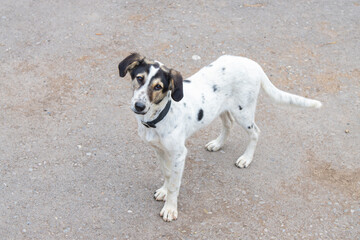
[131,107,147,115]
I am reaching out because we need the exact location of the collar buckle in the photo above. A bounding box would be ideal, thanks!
[141,121,155,128]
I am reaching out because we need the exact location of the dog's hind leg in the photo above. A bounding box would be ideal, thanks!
[205,111,234,152]
[230,108,260,168]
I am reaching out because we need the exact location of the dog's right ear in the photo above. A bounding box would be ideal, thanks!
[118,53,144,77]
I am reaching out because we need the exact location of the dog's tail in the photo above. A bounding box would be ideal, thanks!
[261,74,322,108]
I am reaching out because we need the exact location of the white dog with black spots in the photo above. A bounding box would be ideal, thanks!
[118,53,322,222]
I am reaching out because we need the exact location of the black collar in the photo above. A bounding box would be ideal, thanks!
[141,100,171,128]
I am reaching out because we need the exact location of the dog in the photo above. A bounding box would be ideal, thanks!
[118,53,322,222]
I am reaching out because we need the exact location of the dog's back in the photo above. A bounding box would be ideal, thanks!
[185,55,321,111]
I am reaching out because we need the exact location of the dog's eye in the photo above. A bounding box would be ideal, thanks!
[154,84,162,91]
[136,76,144,84]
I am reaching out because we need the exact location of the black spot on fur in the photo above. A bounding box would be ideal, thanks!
[202,94,205,104]
[183,80,191,83]
[213,85,218,92]
[183,103,186,107]
[197,109,204,121]
[247,124,254,129]
[239,105,242,110]
[222,67,226,71]
[207,64,213,67]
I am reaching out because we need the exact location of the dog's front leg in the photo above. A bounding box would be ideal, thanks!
[153,147,169,201]
[159,146,187,222]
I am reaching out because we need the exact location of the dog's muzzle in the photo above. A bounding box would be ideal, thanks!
[132,101,147,115]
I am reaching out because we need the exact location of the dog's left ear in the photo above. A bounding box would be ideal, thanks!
[118,53,144,77]
[169,69,184,102]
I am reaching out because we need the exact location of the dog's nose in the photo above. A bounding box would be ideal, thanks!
[134,102,146,112]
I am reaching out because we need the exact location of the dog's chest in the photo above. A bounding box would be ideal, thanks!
[138,125,161,145]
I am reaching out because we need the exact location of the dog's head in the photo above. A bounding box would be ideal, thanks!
[118,53,183,115]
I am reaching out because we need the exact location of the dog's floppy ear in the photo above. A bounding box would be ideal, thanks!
[169,69,184,102]
[118,53,144,77]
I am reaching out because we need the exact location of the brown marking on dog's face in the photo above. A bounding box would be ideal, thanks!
[148,78,166,104]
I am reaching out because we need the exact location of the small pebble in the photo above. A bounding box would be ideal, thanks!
[192,55,201,61]
[194,158,205,162]
[345,129,349,133]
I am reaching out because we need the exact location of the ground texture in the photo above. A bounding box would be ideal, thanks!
[0,0,359,239]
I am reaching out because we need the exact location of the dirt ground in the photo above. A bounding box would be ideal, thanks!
[1,0,359,239]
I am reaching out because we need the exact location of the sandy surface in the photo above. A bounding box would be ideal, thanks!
[1,0,359,239]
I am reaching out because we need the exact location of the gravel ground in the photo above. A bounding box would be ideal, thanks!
[1,0,359,239]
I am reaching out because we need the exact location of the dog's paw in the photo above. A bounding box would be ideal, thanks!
[160,203,178,222]
[205,139,222,152]
[235,155,252,168]
[154,187,167,201]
